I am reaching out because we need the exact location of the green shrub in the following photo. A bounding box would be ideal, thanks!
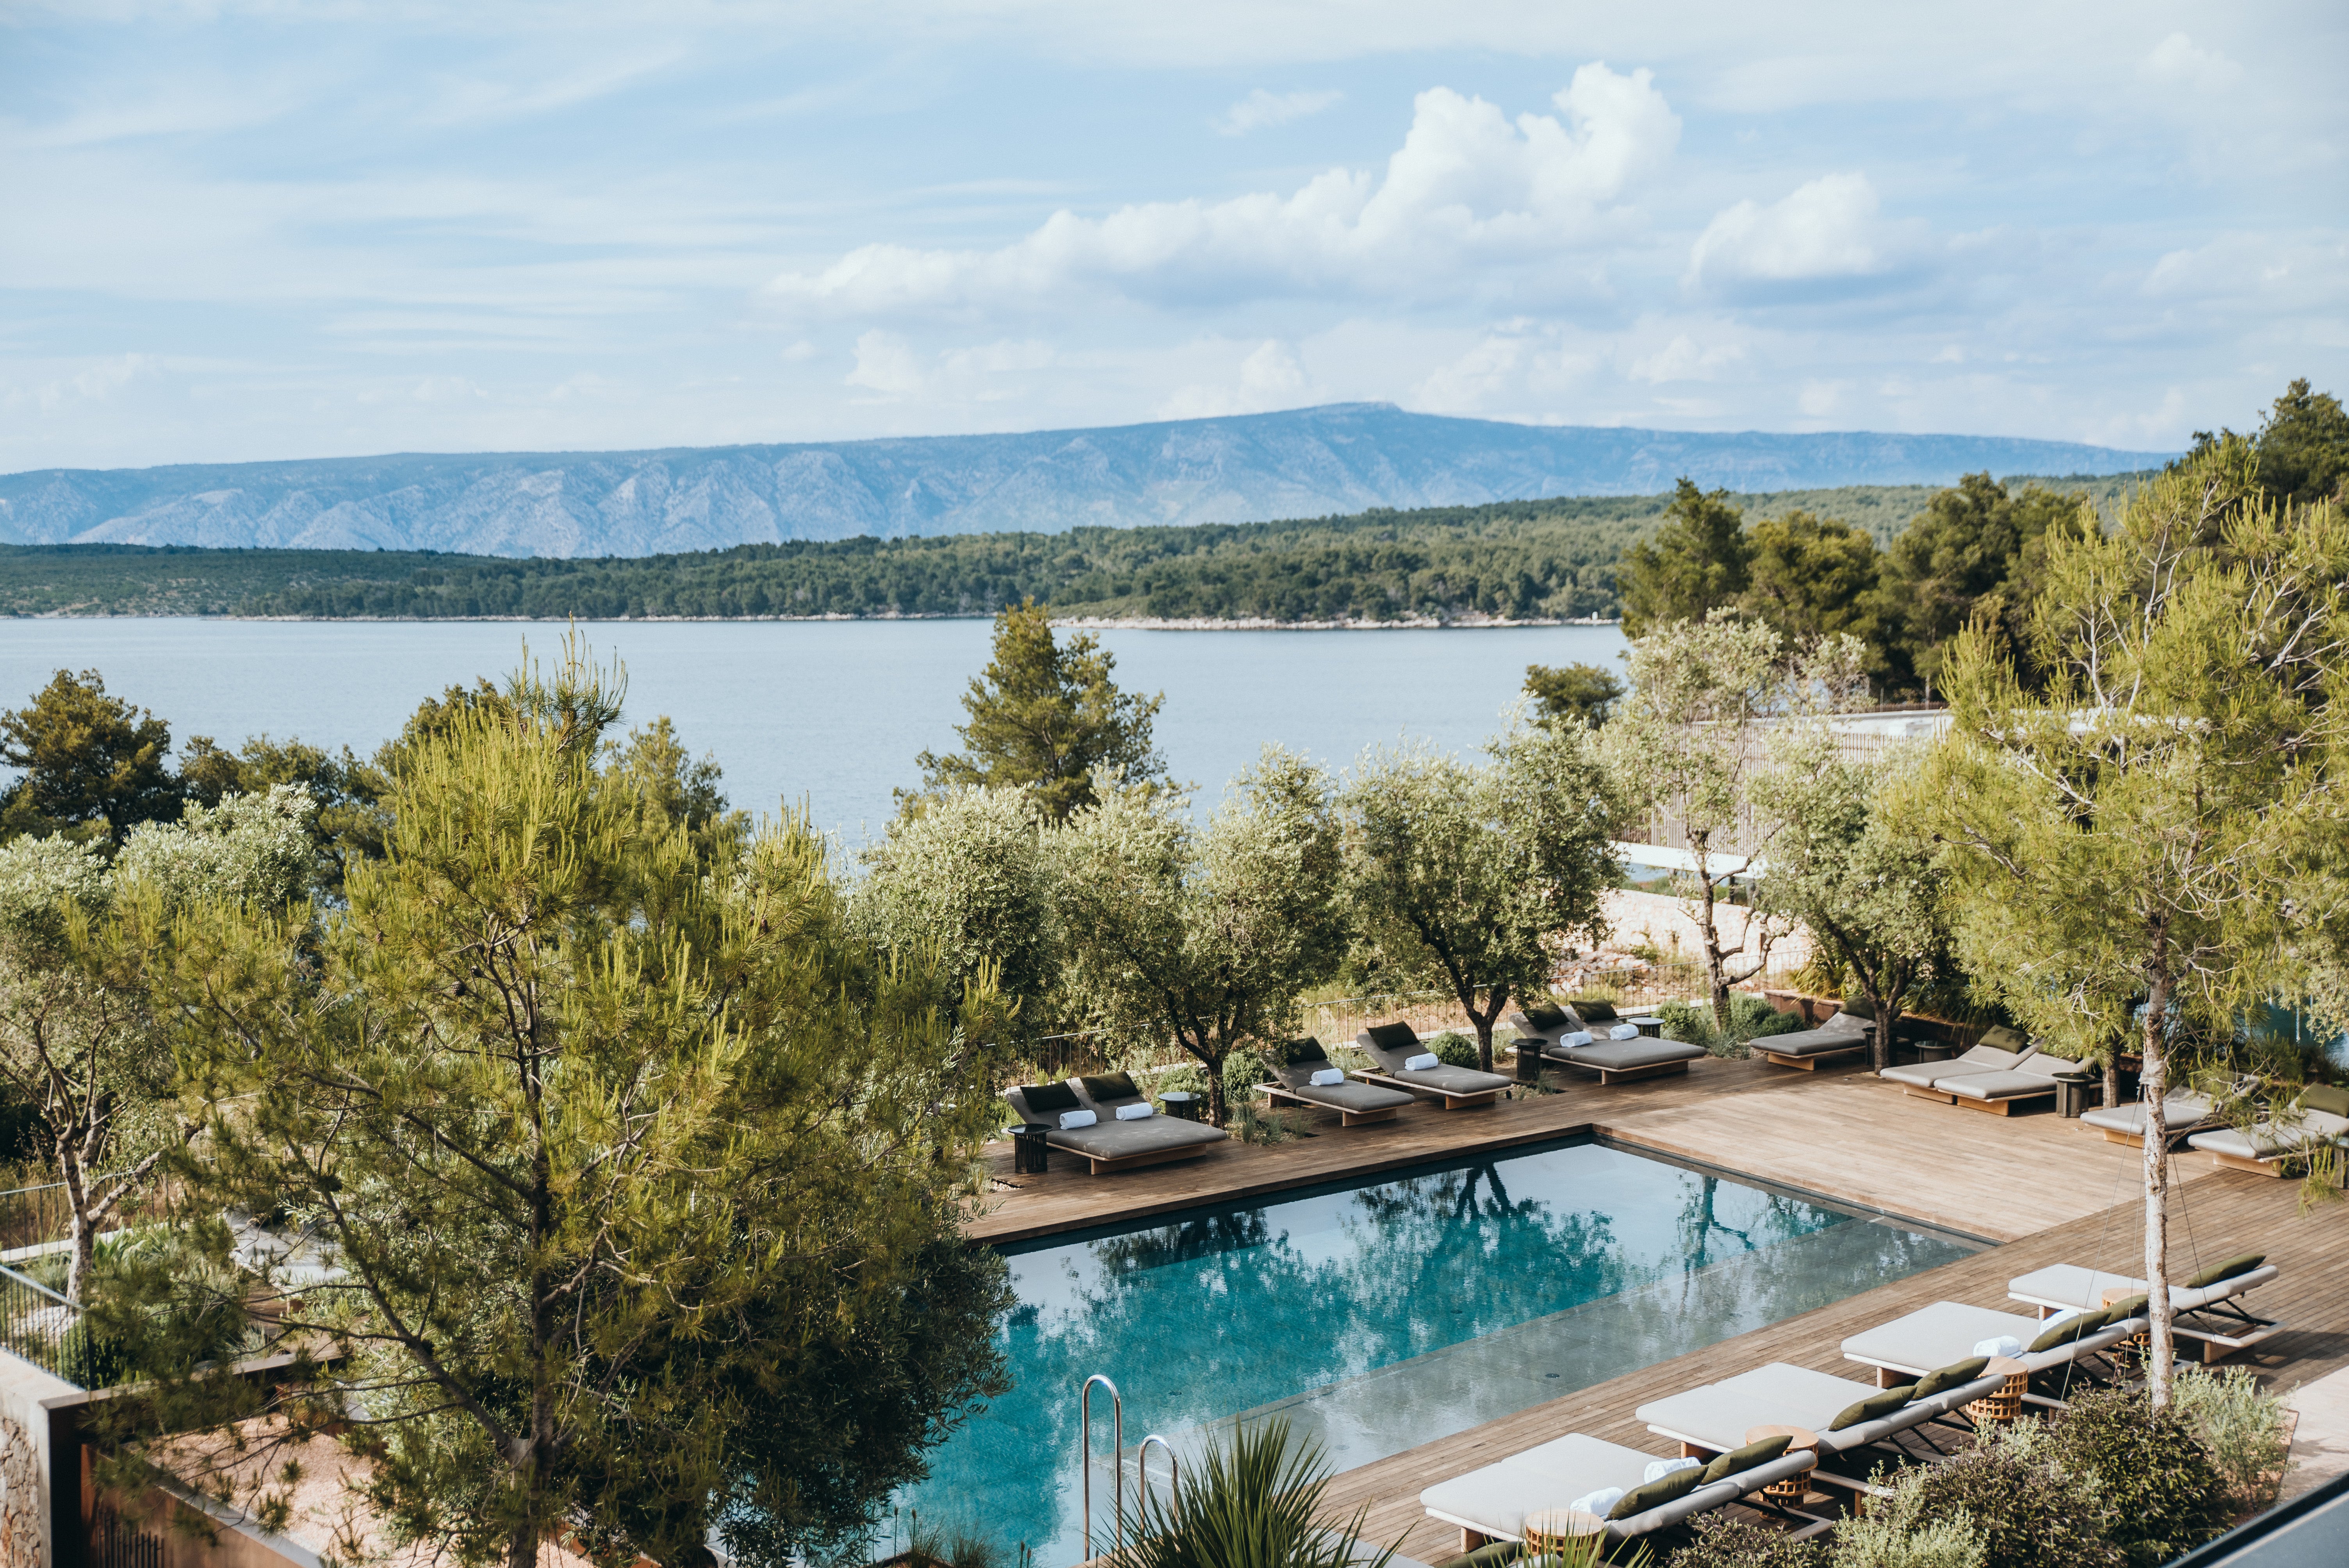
[1427,1031,1479,1067]
[1826,1509,1986,1568]
[2168,1366,2294,1512]
[1656,1001,1720,1052]
[1830,1428,2117,1568]
[1668,1516,1826,1568]
[1731,995,1802,1042]
[1111,1417,1393,1568]
[2048,1388,2228,1567]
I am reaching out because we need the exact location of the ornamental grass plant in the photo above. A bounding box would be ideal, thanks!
[1110,1417,1398,1568]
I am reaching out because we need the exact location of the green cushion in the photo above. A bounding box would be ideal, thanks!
[1079,1071,1140,1103]
[2184,1253,2265,1290]
[1019,1081,1080,1116]
[2299,1083,2349,1118]
[1607,1463,1706,1520]
[1282,1037,1328,1066]
[1700,1434,1793,1484]
[2103,1293,2149,1322]
[1363,1022,1420,1052]
[1840,996,1877,1021]
[1522,1003,1571,1031]
[1912,1357,1991,1401]
[1568,997,1619,1023]
[1978,1025,2027,1051]
[1828,1385,1915,1432]
[2028,1308,2110,1354]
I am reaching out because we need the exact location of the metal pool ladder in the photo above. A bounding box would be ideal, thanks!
[1080,1374,1182,1560]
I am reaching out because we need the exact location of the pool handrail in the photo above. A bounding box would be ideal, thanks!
[1136,1433,1179,1521]
[1080,1373,1122,1561]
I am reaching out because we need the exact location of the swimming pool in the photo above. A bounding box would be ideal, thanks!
[896,1137,1978,1563]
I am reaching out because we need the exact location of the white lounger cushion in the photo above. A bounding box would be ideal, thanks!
[1878,1041,2034,1089]
[1637,1362,1875,1452]
[1843,1299,2144,1379]
[2079,1097,2214,1137]
[2009,1262,2280,1315]
[2189,1109,2349,1162]
[1420,1432,1815,1544]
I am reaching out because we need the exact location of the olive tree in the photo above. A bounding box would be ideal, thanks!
[1602,614,1866,1033]
[1051,748,1344,1123]
[1341,718,1617,1071]
[855,784,1053,1047]
[1753,747,1952,1073]
[1902,453,2348,1407]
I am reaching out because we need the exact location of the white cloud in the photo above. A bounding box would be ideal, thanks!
[1215,88,1342,136]
[1684,171,1891,291]
[1155,339,1314,418]
[846,330,926,397]
[2138,33,2243,97]
[1628,331,1744,383]
[766,64,1680,314]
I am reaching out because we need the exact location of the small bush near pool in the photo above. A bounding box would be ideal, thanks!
[2167,1365,2295,1513]
[1666,1517,1825,1568]
[2048,1388,2230,1566]
[1657,996,1802,1058]
[1426,1031,1479,1067]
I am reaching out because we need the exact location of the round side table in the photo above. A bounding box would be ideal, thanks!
[1011,1123,1051,1174]
[1966,1356,2030,1424]
[1160,1090,1202,1122]
[1741,1424,1819,1504]
[1521,1508,1606,1555]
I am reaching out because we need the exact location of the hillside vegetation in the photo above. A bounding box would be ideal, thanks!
[0,476,2142,624]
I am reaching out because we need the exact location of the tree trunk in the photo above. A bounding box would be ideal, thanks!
[59,1151,94,1306]
[1469,985,1508,1075]
[2141,957,2175,1409]
[2103,1056,2121,1111]
[1205,1053,1228,1126]
[1869,993,1898,1074]
[1696,875,1731,1035]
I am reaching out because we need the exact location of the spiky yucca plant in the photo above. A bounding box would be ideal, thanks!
[1112,1418,1398,1568]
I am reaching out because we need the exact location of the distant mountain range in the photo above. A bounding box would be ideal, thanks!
[0,404,2173,559]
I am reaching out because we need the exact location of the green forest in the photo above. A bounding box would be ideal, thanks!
[0,476,2139,625]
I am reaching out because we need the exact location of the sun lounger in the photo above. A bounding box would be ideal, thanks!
[1354,1023,1511,1109]
[1419,1431,1822,1551]
[2080,1091,2217,1147]
[1840,1299,2148,1399]
[2006,1256,2282,1361]
[1504,1004,1706,1084]
[1636,1360,2008,1493]
[1756,1010,1874,1071]
[1001,1074,1228,1176]
[2185,1084,2349,1176]
[1877,1027,2032,1094]
[1938,1051,2096,1116]
[1260,1037,1415,1126]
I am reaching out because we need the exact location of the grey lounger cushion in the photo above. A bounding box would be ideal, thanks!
[1419,1432,1815,1545]
[1638,1361,2001,1458]
[1001,1081,1226,1160]
[1355,1028,1512,1094]
[1943,1058,2090,1102]
[1842,1299,2143,1380]
[2188,1108,2349,1162]
[1267,1063,1415,1115]
[1879,1039,2036,1090]
[1548,1037,1707,1072]
[2079,1094,2214,1138]
[1759,1012,1874,1058]
[2008,1262,2280,1316]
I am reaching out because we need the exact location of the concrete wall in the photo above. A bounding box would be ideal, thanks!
[0,1348,86,1568]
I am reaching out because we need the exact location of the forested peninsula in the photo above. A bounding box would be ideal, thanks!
[0,476,2137,626]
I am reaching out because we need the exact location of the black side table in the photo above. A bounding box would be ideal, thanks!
[1012,1123,1052,1174]
[2055,1078,2096,1120]
[1160,1091,1202,1122]
[1512,1042,1543,1083]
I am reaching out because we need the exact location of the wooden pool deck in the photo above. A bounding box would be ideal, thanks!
[970,1057,2349,1565]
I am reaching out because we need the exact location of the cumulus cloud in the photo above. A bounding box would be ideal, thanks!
[1684,172,1891,292]
[2138,33,2243,96]
[766,63,1680,314]
[1155,339,1314,418]
[1215,88,1342,135]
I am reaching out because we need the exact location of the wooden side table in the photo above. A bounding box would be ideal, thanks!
[1011,1123,1051,1174]
[1521,1508,1606,1554]
[1741,1424,1819,1504]
[1965,1356,2031,1423]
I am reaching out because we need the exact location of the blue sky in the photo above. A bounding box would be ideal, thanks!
[2,1,2342,472]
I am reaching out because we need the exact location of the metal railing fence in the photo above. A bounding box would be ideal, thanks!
[0,1259,84,1384]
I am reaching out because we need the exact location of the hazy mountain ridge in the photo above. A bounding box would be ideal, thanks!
[0,404,2172,559]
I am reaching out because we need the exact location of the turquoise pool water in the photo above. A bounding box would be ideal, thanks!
[895,1138,1977,1564]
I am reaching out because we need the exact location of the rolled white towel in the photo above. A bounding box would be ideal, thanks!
[1563,1030,1595,1047]
[1643,1457,1700,1482]
[1973,1335,2024,1358]
[1568,1488,1625,1518]
[1308,1067,1346,1087]
[1058,1108,1098,1130]
[1609,1023,1640,1040]
[1114,1103,1153,1121]
[1403,1052,1439,1071]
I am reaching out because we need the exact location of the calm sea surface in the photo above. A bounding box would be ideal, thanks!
[0,620,1629,844]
